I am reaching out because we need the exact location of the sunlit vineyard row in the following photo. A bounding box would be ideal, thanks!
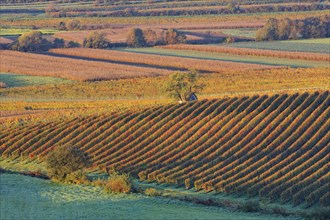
[160,44,330,61]
[1,91,329,207]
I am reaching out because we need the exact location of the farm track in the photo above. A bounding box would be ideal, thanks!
[1,91,329,207]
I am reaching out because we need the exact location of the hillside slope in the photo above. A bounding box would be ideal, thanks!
[1,91,329,207]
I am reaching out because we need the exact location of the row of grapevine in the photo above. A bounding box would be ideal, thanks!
[1,91,328,206]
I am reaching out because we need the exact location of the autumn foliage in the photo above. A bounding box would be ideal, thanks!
[1,92,329,207]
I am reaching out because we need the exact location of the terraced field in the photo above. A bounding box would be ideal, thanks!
[1,91,329,207]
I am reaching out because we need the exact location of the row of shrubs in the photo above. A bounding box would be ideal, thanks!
[4,26,186,52]
[45,3,329,18]
[82,27,186,49]
[256,15,330,41]
[3,31,79,52]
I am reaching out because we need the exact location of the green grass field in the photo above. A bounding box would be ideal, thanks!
[121,48,329,68]
[0,27,59,36]
[1,174,297,220]
[0,73,71,88]
[227,38,330,54]
[284,38,330,44]
[221,28,257,38]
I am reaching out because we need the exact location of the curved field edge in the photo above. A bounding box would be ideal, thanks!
[1,92,329,210]
[1,173,304,220]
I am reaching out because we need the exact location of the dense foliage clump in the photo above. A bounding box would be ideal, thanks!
[164,29,186,45]
[83,31,110,49]
[105,173,131,193]
[164,70,204,102]
[46,146,90,181]
[126,28,146,48]
[256,15,330,41]
[11,31,53,52]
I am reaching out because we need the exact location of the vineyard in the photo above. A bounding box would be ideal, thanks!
[1,91,329,207]
[0,50,171,81]
[2,67,329,102]
[160,44,330,61]
[1,8,328,29]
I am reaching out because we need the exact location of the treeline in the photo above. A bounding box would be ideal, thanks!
[45,3,329,18]
[83,28,186,49]
[0,0,85,3]
[256,15,330,41]
[2,27,185,52]
[1,0,325,5]
[4,31,79,52]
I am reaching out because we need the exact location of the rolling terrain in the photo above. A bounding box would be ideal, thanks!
[1,91,329,208]
[1,0,330,218]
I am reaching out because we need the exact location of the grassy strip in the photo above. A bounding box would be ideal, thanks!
[121,47,329,68]
[0,158,322,220]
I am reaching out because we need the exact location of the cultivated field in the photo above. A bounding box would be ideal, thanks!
[227,38,330,54]
[50,48,278,73]
[1,67,329,102]
[121,47,330,68]
[0,50,172,81]
[1,92,329,208]
[1,0,330,219]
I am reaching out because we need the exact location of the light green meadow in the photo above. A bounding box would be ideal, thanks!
[0,174,300,220]
[283,38,330,44]
[0,28,59,36]
[0,73,71,88]
[227,38,330,54]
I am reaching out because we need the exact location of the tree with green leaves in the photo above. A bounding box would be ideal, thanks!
[126,28,146,47]
[164,70,204,102]
[83,31,110,49]
[46,146,90,181]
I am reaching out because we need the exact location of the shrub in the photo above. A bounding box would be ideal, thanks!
[144,188,162,196]
[225,36,235,43]
[138,171,147,181]
[11,31,53,52]
[126,28,146,48]
[143,28,159,46]
[53,38,65,48]
[105,173,131,193]
[58,21,66,31]
[66,41,80,48]
[185,178,192,190]
[164,29,186,45]
[83,32,110,49]
[194,180,203,191]
[46,146,90,181]
[65,170,90,184]
[67,20,81,31]
[92,178,106,187]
